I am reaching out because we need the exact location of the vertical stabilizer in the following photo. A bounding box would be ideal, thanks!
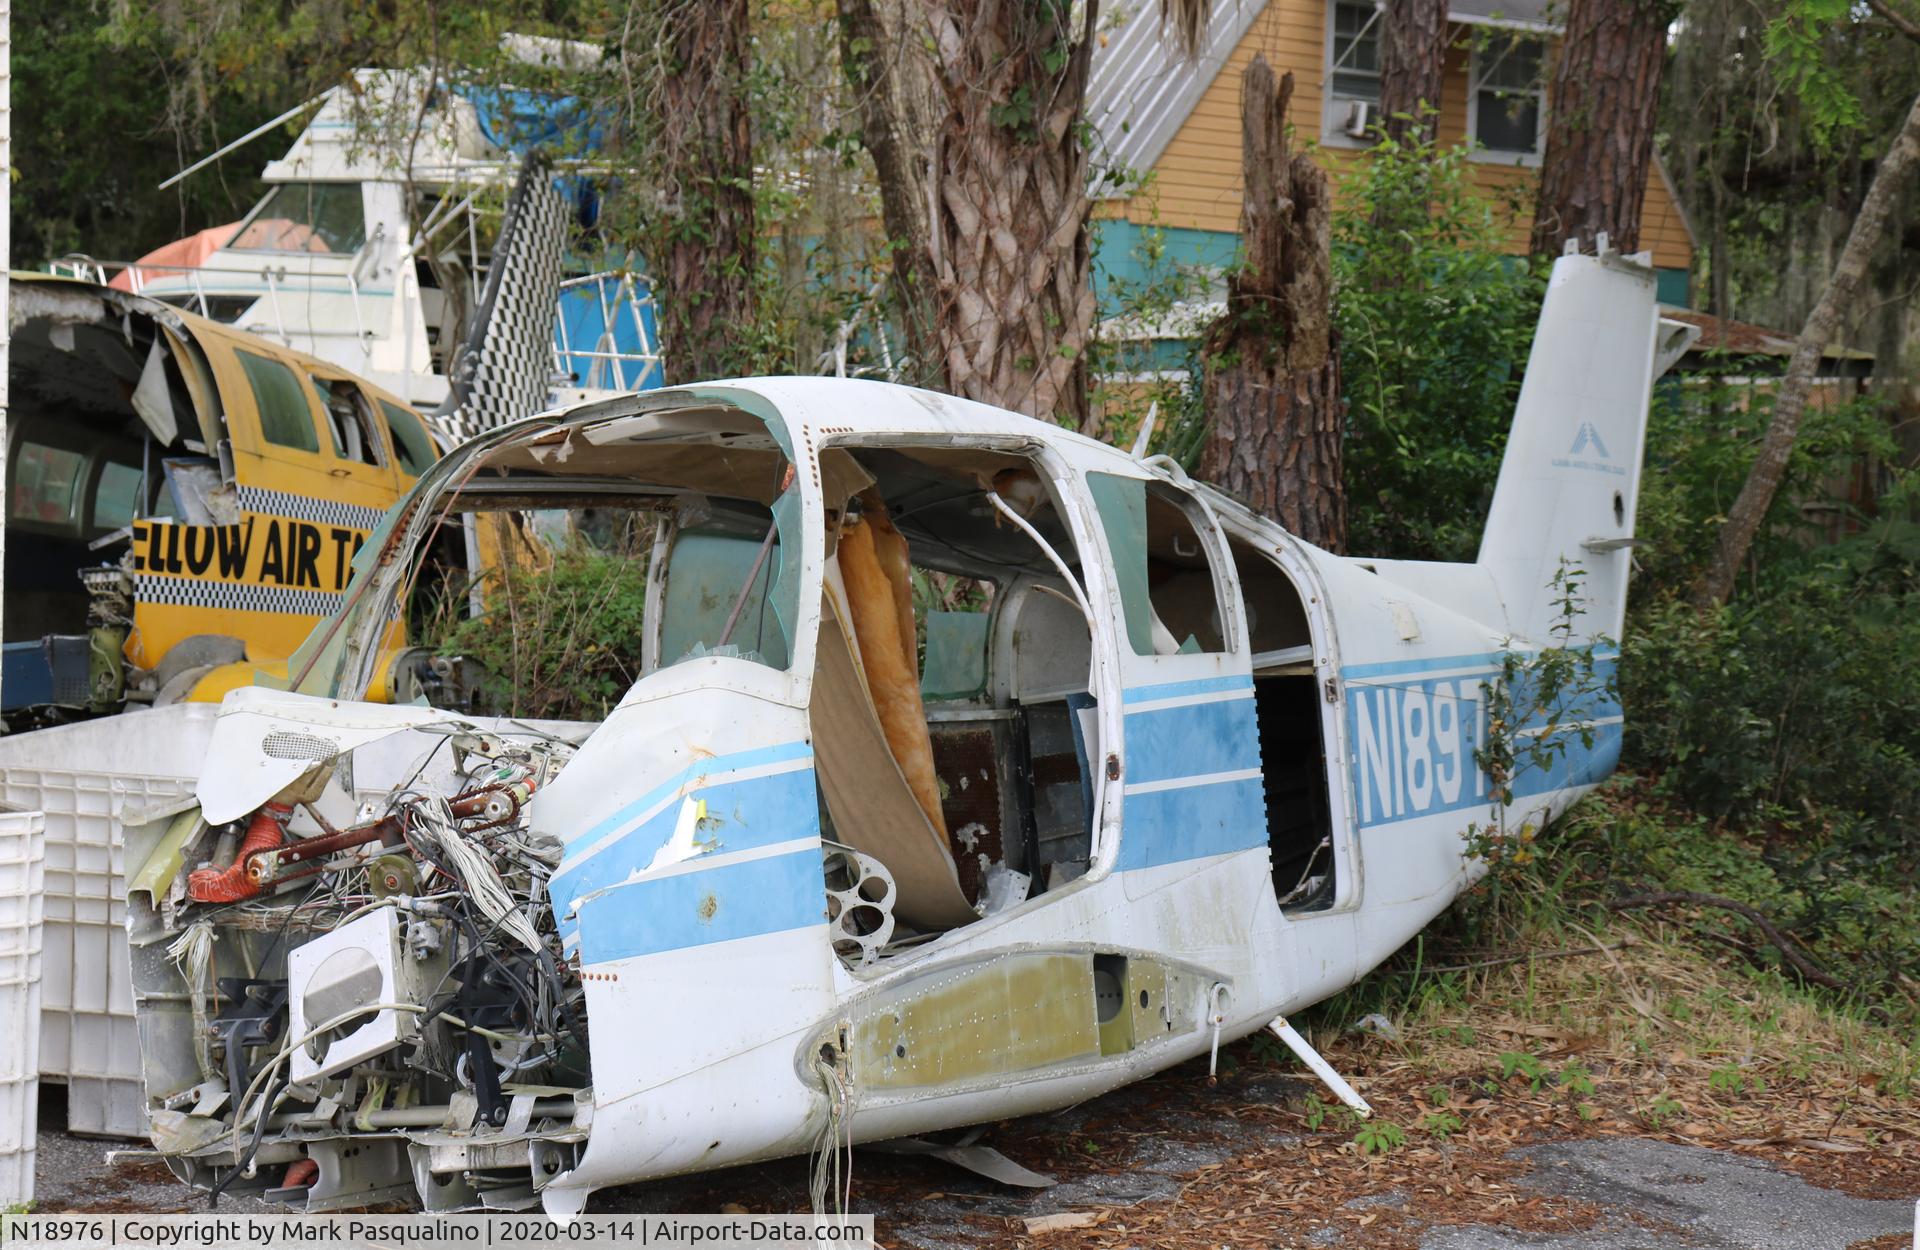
[1478,245,1687,646]
[432,153,567,445]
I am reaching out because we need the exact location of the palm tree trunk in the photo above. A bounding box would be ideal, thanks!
[1697,89,1920,606]
[653,0,756,384]
[921,0,1100,423]
[1199,59,1345,551]
[837,0,944,386]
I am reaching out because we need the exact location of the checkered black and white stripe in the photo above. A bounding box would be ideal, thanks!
[434,154,569,445]
[236,485,385,533]
[136,574,347,618]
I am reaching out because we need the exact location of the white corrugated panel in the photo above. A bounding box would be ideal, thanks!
[0,705,221,1137]
[0,809,44,1203]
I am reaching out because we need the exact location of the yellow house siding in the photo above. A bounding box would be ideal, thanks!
[1122,0,1694,273]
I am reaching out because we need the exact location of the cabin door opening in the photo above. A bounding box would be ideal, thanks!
[1225,533,1342,913]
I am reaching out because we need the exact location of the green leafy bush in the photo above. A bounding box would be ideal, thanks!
[428,546,649,722]
[1331,135,1545,562]
[1623,363,1919,840]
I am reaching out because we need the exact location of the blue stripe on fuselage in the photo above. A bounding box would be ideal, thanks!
[1121,697,1261,784]
[550,764,819,923]
[1114,676,1266,870]
[560,739,815,854]
[1116,776,1268,870]
[1120,674,1253,704]
[574,845,826,962]
[1341,652,1620,830]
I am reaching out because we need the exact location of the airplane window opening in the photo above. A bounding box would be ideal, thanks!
[91,461,147,532]
[805,444,1099,963]
[379,400,438,478]
[10,443,85,526]
[1086,473,1229,656]
[237,350,321,453]
[297,402,807,720]
[312,378,386,467]
[1228,532,1339,913]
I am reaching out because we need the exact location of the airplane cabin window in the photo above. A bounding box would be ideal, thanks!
[311,377,386,467]
[10,444,85,527]
[1229,534,1314,659]
[1226,531,1339,913]
[1085,473,1229,656]
[236,350,320,453]
[91,461,147,532]
[380,401,438,478]
[657,525,793,671]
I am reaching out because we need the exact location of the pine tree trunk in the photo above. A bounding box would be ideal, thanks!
[1199,59,1346,552]
[921,0,1099,423]
[1376,0,1447,145]
[1530,0,1671,256]
[1698,89,1920,607]
[837,0,944,386]
[654,0,756,384]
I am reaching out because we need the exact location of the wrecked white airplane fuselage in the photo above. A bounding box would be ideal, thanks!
[123,248,1694,1213]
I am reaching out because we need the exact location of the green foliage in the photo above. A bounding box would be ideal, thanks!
[1301,1092,1363,1133]
[1332,133,1545,561]
[1085,209,1217,456]
[1708,1064,1763,1097]
[1496,1050,1549,1091]
[1559,785,1920,1028]
[427,545,648,722]
[1476,563,1617,812]
[1762,0,1870,149]
[1351,1119,1407,1156]
[1624,373,1919,839]
[1420,1108,1464,1139]
[1559,1063,1596,1098]
[12,6,265,265]
[1247,1027,1290,1067]
[1642,1093,1686,1128]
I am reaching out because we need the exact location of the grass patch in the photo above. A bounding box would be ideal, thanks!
[1269,779,1918,1188]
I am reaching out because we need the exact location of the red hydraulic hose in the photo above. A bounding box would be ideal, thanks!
[184,777,542,906]
[187,803,293,903]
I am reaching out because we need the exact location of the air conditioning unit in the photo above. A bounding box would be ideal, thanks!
[1343,99,1373,139]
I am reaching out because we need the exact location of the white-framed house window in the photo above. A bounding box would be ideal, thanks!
[1323,0,1383,146]
[1467,35,1547,163]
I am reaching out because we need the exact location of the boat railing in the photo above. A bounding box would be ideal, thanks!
[50,255,666,392]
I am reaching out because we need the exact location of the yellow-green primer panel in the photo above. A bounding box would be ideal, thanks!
[1128,960,1170,1044]
[851,952,1100,1089]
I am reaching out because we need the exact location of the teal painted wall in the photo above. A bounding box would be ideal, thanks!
[1655,267,1690,307]
[1091,220,1239,305]
[1092,218,1692,321]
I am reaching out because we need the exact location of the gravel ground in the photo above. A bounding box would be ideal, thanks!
[30,1058,1918,1248]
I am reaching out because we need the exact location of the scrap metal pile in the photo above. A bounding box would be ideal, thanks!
[143,723,589,1210]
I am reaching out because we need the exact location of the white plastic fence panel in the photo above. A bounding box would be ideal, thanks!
[0,706,219,1136]
[0,809,45,1203]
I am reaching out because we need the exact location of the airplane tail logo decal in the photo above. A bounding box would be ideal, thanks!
[1568,422,1611,460]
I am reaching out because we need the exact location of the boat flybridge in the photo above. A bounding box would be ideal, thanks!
[53,59,662,431]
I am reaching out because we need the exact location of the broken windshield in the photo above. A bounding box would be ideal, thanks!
[287,393,807,709]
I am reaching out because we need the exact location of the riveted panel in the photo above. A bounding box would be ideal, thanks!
[849,952,1100,1089]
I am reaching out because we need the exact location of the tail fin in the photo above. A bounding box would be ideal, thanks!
[1478,243,1695,647]
[431,152,568,445]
